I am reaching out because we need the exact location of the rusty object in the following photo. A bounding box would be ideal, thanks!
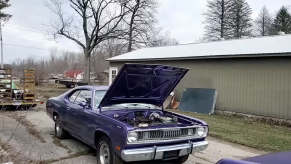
[23,69,36,102]
[0,69,12,101]
[172,101,180,110]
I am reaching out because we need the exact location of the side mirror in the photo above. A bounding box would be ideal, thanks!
[79,101,87,107]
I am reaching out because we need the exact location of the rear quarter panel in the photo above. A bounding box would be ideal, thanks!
[46,97,67,122]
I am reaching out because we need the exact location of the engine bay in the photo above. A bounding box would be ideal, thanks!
[116,110,180,128]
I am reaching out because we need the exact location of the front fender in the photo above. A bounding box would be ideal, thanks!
[93,118,128,157]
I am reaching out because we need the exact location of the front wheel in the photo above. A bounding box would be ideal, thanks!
[97,136,124,164]
[55,116,69,139]
[172,155,189,164]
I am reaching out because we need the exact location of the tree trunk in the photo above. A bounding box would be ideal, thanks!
[221,0,225,38]
[83,53,90,84]
[127,16,135,52]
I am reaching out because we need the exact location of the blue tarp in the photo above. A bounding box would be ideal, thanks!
[179,88,217,114]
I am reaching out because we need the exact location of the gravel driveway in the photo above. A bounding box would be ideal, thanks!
[0,110,265,164]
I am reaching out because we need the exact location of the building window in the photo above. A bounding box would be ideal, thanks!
[109,67,118,85]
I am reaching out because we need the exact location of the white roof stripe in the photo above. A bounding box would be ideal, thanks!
[107,34,291,61]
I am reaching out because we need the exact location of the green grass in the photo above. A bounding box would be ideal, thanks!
[171,110,291,152]
[38,89,68,99]
[36,84,70,99]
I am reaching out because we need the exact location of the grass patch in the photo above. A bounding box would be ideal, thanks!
[43,149,92,164]
[171,110,291,152]
[36,84,69,100]
[39,90,68,100]
[51,136,72,154]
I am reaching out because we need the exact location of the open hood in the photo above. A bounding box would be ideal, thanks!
[99,64,189,108]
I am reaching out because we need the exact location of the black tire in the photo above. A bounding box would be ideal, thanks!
[97,136,124,164]
[54,115,69,139]
[66,85,71,88]
[172,155,189,164]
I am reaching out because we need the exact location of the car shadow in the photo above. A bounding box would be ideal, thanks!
[67,136,179,164]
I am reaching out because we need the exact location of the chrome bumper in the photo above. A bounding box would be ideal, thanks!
[121,140,208,162]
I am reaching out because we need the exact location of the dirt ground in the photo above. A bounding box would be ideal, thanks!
[0,105,266,164]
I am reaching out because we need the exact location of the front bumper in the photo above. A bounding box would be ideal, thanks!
[121,140,208,162]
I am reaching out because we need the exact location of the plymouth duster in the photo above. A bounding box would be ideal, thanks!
[46,64,209,164]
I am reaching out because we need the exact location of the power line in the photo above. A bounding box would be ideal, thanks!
[1,22,81,51]
[4,25,46,34]
[3,36,47,44]
[3,42,80,52]
[2,36,81,51]
[3,43,48,50]
[6,22,45,31]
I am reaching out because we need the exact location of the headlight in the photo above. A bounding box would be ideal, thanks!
[127,131,138,143]
[197,127,208,137]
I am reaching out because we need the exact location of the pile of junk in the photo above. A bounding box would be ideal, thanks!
[0,69,43,108]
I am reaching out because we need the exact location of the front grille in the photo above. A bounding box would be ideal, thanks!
[136,128,195,141]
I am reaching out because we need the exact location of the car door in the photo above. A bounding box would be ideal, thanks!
[81,90,107,144]
[65,89,92,141]
[63,90,80,132]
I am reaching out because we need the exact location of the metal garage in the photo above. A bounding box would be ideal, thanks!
[106,35,291,119]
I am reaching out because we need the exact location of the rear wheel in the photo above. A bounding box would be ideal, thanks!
[54,115,69,139]
[96,136,123,164]
[66,85,71,88]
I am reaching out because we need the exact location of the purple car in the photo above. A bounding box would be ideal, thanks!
[217,151,291,164]
[46,64,209,164]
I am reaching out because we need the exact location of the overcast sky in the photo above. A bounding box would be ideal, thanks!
[2,0,291,63]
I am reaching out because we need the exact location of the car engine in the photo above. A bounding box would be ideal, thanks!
[118,111,179,128]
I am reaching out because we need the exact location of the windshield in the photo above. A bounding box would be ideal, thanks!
[94,90,107,107]
[102,103,160,110]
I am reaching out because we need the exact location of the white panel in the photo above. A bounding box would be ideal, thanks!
[109,67,118,85]
[107,35,291,61]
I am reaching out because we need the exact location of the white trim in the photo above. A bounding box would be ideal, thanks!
[109,67,118,85]
[106,34,291,61]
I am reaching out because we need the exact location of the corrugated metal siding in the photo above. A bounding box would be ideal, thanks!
[109,57,291,119]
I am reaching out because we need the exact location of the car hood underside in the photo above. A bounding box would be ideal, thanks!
[98,64,189,108]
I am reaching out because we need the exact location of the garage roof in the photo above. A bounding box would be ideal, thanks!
[107,34,291,61]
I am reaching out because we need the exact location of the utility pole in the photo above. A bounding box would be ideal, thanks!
[0,19,3,68]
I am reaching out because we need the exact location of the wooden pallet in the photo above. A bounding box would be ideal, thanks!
[0,69,12,99]
[23,69,36,102]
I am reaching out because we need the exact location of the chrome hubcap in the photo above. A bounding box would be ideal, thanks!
[99,141,110,164]
[56,119,62,136]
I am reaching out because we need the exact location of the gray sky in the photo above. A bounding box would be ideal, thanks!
[2,0,291,63]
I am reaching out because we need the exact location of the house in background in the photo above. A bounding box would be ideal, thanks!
[106,34,291,120]
[64,70,83,78]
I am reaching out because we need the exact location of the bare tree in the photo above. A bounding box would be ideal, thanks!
[146,28,179,47]
[44,0,130,83]
[229,0,253,38]
[91,48,109,85]
[254,5,273,36]
[47,47,59,73]
[194,37,207,43]
[103,39,127,57]
[124,0,159,52]
[203,0,233,40]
